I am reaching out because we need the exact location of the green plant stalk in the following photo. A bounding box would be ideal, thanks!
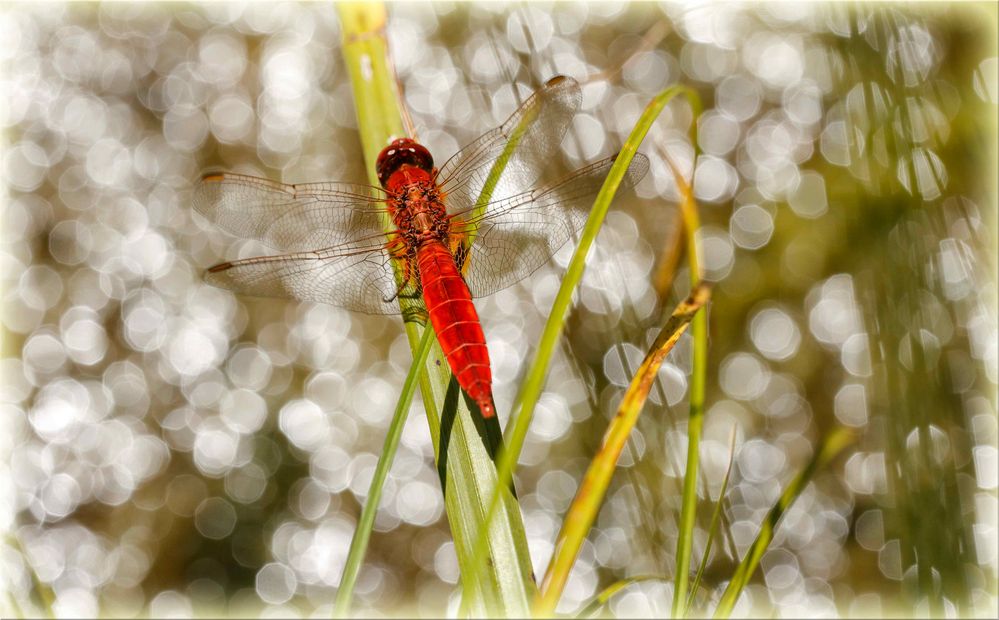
[666,102,707,618]
[337,4,534,615]
[534,284,711,615]
[333,326,435,617]
[712,427,856,618]
[466,85,703,613]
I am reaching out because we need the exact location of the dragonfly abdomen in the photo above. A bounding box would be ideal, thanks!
[416,240,495,418]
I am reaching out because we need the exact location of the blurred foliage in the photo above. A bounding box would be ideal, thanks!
[1,2,996,618]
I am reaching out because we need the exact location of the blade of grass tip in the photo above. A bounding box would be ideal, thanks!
[661,129,711,619]
[337,4,534,615]
[333,326,435,617]
[534,284,711,615]
[683,429,738,616]
[576,575,672,618]
[712,427,856,619]
[467,84,703,613]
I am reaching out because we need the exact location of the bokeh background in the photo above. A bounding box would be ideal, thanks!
[2,2,996,618]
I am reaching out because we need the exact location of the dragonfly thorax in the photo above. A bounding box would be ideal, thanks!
[390,181,450,247]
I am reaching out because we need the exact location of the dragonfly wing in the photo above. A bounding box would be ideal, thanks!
[204,244,411,316]
[194,172,387,252]
[436,75,582,213]
[457,153,650,298]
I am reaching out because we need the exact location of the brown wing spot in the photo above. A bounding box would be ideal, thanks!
[207,262,234,273]
[201,173,226,183]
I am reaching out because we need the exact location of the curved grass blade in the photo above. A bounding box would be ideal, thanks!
[712,427,856,618]
[333,326,435,617]
[576,575,671,618]
[464,82,704,615]
[462,96,537,252]
[683,429,737,616]
[338,4,534,615]
[534,284,711,615]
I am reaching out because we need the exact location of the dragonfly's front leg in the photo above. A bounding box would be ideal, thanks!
[383,237,421,303]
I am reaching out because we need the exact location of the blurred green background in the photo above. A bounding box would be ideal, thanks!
[1,2,996,617]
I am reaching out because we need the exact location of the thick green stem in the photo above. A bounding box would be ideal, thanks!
[669,95,706,620]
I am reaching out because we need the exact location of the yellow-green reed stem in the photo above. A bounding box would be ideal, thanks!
[338,3,405,187]
[712,427,856,618]
[466,84,703,614]
[534,284,711,616]
[333,327,435,617]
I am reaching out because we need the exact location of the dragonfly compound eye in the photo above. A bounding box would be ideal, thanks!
[376,138,435,187]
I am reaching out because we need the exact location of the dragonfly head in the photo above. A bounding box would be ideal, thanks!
[376,138,435,188]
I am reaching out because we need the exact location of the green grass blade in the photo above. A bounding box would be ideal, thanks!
[337,4,534,615]
[462,97,537,252]
[534,284,711,616]
[712,427,856,618]
[464,84,703,614]
[333,326,435,617]
[684,430,737,616]
[662,127,711,619]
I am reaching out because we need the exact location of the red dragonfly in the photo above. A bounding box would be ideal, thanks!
[195,76,648,419]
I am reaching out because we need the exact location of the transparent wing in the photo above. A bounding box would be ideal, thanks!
[193,172,388,252]
[435,75,582,213]
[204,240,412,316]
[453,153,650,298]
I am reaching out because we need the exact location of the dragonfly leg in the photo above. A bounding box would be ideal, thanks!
[382,235,414,303]
[383,255,420,304]
[385,234,409,258]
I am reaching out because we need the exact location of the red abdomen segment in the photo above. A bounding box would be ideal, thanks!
[417,240,495,418]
